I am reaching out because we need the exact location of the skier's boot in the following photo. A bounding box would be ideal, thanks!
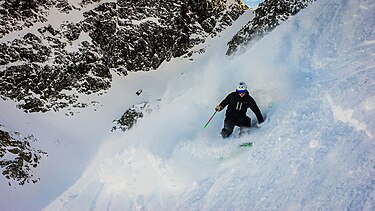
[221,128,231,138]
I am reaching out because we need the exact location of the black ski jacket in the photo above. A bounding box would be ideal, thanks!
[219,91,264,123]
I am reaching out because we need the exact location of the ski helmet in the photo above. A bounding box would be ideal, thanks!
[236,82,247,93]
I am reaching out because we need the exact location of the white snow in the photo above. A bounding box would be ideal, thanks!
[1,0,375,210]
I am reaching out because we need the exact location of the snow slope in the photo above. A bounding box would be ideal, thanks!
[2,0,375,210]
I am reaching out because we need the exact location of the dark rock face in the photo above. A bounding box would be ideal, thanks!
[0,125,47,186]
[226,0,316,55]
[0,0,51,37]
[112,102,146,132]
[0,0,245,113]
[112,99,161,133]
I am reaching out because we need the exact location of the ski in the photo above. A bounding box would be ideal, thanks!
[239,142,253,148]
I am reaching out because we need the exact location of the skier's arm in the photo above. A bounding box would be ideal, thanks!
[216,94,231,111]
[249,98,264,123]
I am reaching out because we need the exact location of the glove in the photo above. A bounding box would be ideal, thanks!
[215,105,223,112]
[256,118,265,128]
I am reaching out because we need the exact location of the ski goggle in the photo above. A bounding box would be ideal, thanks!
[236,89,246,94]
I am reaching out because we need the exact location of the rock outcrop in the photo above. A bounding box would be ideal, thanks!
[226,0,316,55]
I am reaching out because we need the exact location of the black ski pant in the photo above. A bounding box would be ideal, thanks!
[221,115,251,138]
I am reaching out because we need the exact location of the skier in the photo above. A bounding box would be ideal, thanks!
[215,82,264,138]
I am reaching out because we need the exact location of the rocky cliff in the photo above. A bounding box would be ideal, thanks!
[0,0,246,113]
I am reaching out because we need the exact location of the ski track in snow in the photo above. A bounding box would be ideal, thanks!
[1,0,375,210]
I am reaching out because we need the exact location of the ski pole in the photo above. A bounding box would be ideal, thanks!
[203,110,217,129]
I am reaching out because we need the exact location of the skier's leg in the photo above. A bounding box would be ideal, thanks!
[238,115,251,127]
[238,116,251,136]
[221,117,235,138]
